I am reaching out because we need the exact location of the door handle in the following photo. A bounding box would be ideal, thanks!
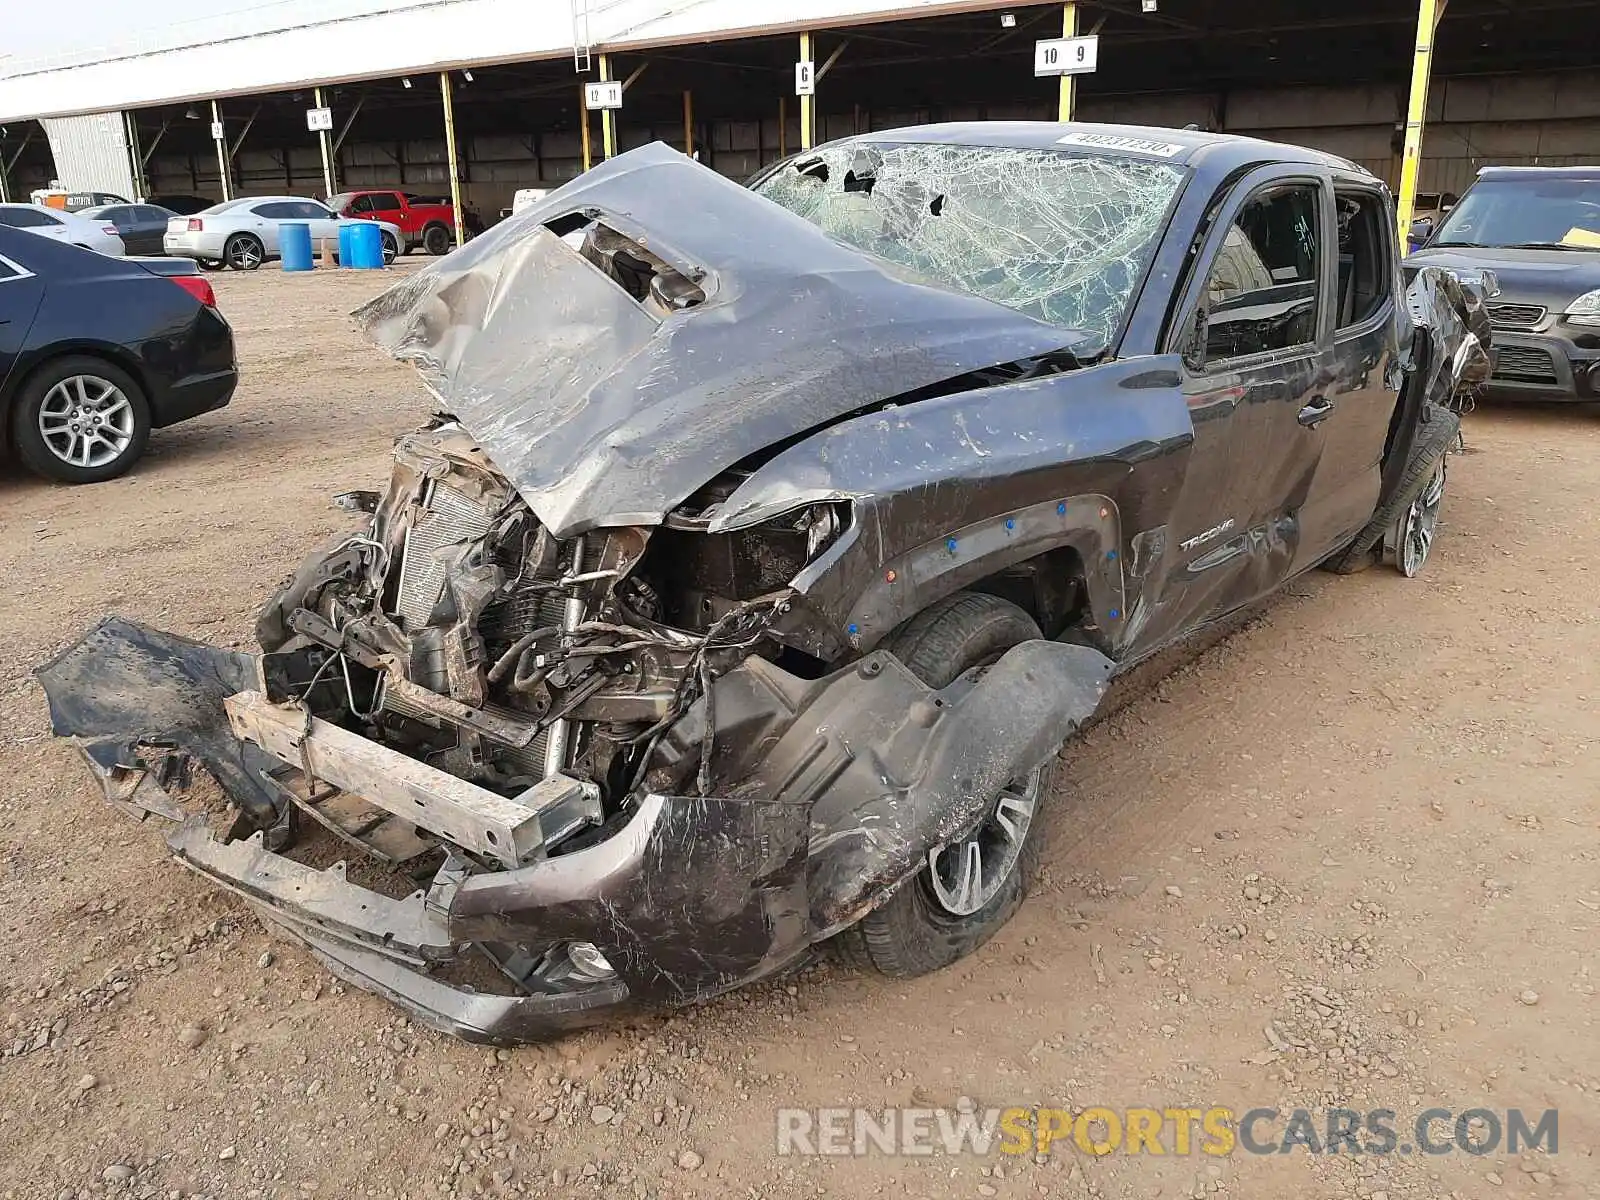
[1298,396,1335,427]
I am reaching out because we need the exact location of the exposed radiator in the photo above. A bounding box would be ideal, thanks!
[395,481,495,630]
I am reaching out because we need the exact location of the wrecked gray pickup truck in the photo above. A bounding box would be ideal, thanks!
[39,124,1489,1043]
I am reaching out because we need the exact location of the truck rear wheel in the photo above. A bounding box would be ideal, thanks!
[1324,406,1460,575]
[836,592,1052,977]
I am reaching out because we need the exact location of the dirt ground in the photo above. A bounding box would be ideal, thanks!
[1,264,1597,1200]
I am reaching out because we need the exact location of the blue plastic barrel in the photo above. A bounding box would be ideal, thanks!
[337,223,355,266]
[280,222,313,272]
[348,221,385,269]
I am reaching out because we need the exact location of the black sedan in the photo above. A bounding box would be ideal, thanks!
[80,202,181,256]
[0,226,237,484]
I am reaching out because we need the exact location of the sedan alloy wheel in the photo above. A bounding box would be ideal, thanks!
[37,375,138,470]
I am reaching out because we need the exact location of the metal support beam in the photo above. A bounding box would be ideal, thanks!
[779,95,787,158]
[599,54,617,160]
[227,106,258,160]
[1395,0,1443,238]
[683,89,693,157]
[124,112,145,200]
[314,86,336,199]
[2,129,33,177]
[817,39,849,81]
[799,32,814,150]
[621,62,649,92]
[140,120,169,168]
[441,71,465,249]
[333,94,365,154]
[1059,4,1078,122]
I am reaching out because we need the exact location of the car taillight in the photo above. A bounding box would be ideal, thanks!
[102,224,119,235]
[187,218,203,231]
[169,275,217,308]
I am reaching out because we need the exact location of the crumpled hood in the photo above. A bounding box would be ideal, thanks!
[354,142,1075,537]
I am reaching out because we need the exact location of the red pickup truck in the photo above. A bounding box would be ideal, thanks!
[330,190,459,256]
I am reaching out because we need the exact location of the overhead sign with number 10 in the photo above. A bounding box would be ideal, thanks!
[1034,36,1099,77]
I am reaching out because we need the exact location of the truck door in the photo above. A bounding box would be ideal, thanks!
[1294,182,1407,566]
[1135,166,1336,651]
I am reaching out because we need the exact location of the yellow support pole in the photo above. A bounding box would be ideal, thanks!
[683,89,694,157]
[1395,0,1442,241]
[799,32,814,150]
[1058,4,1078,122]
[599,54,617,160]
[211,99,232,201]
[440,72,464,249]
[581,89,593,172]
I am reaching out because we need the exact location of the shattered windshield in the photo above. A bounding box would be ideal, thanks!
[753,141,1187,349]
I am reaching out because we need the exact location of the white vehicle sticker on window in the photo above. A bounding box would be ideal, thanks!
[1055,132,1185,158]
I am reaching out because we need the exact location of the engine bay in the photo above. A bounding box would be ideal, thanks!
[254,422,838,868]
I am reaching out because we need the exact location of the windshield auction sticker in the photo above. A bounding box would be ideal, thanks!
[1056,131,1186,157]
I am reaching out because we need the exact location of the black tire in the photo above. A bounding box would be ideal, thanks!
[1324,406,1461,574]
[837,591,1049,978]
[380,231,400,265]
[422,223,452,256]
[198,259,225,272]
[9,355,152,484]
[224,234,263,271]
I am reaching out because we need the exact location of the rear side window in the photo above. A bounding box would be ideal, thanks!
[1201,183,1321,364]
[0,208,61,229]
[1335,190,1394,330]
[252,202,293,219]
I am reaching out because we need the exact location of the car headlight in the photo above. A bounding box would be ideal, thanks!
[1567,289,1600,327]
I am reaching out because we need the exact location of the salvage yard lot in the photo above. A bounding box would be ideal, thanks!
[1,266,1597,1199]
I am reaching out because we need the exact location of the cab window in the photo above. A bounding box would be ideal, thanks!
[349,195,374,214]
[1200,184,1322,365]
[1334,190,1394,331]
[369,193,402,213]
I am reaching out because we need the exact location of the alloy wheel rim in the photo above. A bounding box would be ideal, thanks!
[925,766,1042,917]
[1400,459,1446,577]
[38,375,135,469]
[230,239,260,268]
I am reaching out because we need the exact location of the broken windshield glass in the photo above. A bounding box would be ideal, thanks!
[754,141,1186,351]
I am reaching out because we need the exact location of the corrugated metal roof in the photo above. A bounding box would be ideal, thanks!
[0,0,1003,123]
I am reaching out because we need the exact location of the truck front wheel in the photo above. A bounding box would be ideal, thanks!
[837,591,1054,977]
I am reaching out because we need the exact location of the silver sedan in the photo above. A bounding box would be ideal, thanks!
[0,204,127,255]
[162,196,401,270]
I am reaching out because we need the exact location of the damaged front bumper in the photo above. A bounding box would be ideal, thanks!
[38,617,1110,1044]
